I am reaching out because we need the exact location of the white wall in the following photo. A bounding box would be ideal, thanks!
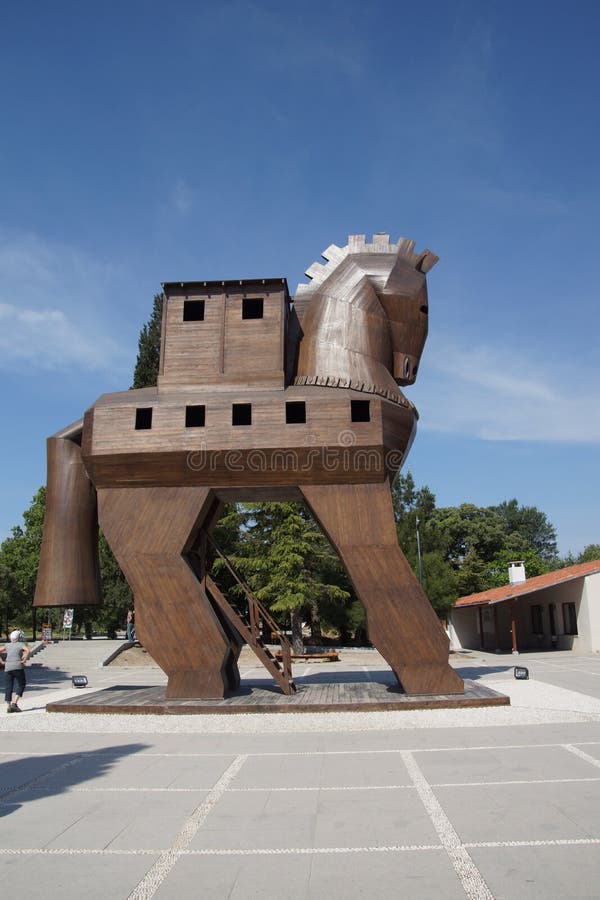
[448,607,480,651]
[579,572,600,653]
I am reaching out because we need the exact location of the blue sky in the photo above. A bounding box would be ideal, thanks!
[1,0,598,556]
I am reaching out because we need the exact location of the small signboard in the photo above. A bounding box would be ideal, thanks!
[42,624,52,642]
[62,608,74,640]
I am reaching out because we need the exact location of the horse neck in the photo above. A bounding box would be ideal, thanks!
[296,275,399,397]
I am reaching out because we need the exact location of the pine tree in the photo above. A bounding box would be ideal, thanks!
[215,503,352,652]
[131,293,163,388]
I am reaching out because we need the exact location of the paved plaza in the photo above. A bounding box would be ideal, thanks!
[2,643,600,898]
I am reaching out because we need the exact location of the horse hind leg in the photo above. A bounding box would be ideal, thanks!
[97,486,239,699]
[301,482,464,695]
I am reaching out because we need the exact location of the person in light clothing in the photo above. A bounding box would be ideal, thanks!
[1,630,30,712]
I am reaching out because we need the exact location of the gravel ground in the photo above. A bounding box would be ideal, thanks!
[4,644,600,735]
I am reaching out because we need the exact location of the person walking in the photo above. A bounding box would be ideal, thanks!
[1,629,30,713]
[126,609,136,643]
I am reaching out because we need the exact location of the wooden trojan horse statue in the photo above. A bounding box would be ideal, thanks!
[34,233,464,699]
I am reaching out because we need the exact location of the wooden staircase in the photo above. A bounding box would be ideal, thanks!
[203,534,296,695]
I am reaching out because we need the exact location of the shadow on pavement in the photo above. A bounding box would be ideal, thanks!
[454,665,513,680]
[0,742,149,818]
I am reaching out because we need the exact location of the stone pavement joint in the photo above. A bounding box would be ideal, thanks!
[127,754,247,900]
[563,743,600,768]
[401,750,494,900]
[3,837,600,858]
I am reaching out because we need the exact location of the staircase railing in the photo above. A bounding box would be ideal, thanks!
[204,533,295,693]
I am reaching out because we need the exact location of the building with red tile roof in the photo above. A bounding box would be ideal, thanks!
[449,560,600,654]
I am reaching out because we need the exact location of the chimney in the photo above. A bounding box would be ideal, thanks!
[508,561,526,585]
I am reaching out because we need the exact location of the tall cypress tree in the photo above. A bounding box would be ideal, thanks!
[131,293,163,388]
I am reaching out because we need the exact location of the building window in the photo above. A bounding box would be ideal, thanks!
[286,401,306,424]
[183,299,205,322]
[563,602,578,635]
[232,403,252,426]
[185,405,205,428]
[351,399,370,422]
[135,408,153,430]
[242,298,264,319]
[531,605,543,635]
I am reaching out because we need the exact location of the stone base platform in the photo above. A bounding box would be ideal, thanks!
[47,677,509,715]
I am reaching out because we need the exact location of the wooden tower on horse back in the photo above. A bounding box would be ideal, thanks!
[34,233,464,699]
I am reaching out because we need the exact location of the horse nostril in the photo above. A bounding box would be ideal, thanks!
[404,358,411,378]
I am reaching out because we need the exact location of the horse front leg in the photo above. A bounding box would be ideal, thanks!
[98,486,239,699]
[301,482,464,695]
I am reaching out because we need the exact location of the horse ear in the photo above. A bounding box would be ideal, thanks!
[414,250,439,273]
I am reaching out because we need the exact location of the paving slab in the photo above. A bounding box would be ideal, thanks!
[469,843,600,900]
[414,744,600,784]
[434,780,600,843]
[153,849,468,900]
[0,853,158,900]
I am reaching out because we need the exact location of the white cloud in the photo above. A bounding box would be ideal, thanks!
[413,338,600,444]
[0,230,128,374]
[0,302,120,371]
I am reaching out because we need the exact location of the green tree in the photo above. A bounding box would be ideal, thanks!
[96,533,133,637]
[131,293,163,388]
[219,502,351,652]
[492,499,558,562]
[429,504,508,567]
[0,487,46,637]
[392,472,437,565]
[454,549,489,596]
[577,544,600,563]
[391,473,459,617]
[420,550,459,618]
[484,548,549,589]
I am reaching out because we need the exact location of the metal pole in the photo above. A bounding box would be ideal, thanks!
[415,516,423,584]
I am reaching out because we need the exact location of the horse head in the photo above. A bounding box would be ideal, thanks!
[294,233,438,398]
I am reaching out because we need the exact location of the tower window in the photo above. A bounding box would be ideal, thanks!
[135,408,153,430]
[185,405,206,428]
[286,401,306,424]
[242,298,264,319]
[183,299,205,322]
[351,400,370,422]
[232,403,252,426]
